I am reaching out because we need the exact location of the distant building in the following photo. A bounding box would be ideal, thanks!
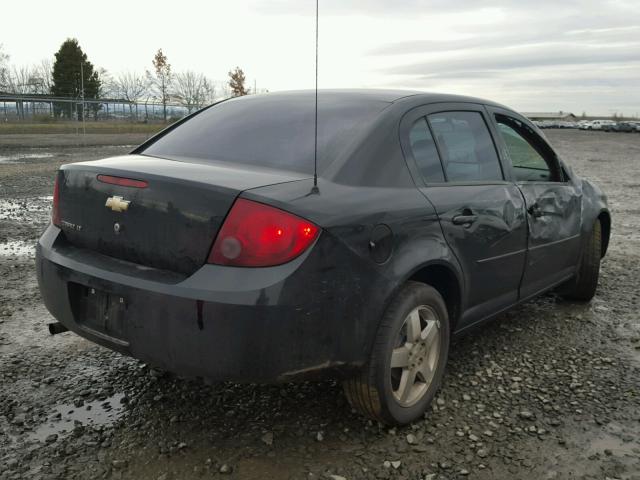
[522,111,578,122]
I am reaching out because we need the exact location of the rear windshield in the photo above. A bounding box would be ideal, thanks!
[140,93,390,174]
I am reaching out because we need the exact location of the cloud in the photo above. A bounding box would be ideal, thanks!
[341,0,640,114]
[255,0,605,17]
[386,44,640,77]
[254,0,485,16]
[369,24,640,57]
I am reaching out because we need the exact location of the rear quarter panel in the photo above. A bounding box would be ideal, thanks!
[244,178,462,360]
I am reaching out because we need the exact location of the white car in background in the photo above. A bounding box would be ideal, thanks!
[587,120,616,130]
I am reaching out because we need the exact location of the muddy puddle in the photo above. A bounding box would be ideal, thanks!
[584,422,640,473]
[0,196,52,221]
[29,393,127,442]
[589,431,639,458]
[0,152,55,163]
[0,239,35,258]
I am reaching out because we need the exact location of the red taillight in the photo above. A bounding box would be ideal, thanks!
[97,174,148,188]
[52,174,61,226]
[208,198,320,267]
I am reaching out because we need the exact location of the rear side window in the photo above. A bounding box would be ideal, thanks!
[409,118,445,182]
[427,111,503,182]
[140,94,389,174]
[495,114,563,182]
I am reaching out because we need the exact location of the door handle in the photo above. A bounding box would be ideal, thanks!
[452,214,477,226]
[527,203,544,218]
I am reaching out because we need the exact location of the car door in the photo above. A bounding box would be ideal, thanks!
[400,103,528,328]
[488,107,582,299]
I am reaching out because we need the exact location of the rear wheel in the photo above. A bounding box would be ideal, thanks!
[561,220,601,301]
[343,282,450,425]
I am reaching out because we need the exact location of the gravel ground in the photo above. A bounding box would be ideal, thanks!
[0,130,639,480]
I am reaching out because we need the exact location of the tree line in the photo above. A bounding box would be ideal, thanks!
[0,39,255,121]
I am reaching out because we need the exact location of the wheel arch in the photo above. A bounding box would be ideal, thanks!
[405,261,463,332]
[579,178,610,259]
[598,210,611,258]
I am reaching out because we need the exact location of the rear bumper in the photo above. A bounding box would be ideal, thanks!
[36,225,378,382]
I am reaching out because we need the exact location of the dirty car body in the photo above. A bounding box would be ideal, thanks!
[36,90,611,384]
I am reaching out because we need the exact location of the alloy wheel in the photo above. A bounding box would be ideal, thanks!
[390,305,441,407]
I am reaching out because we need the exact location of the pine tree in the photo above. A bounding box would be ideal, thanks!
[51,38,101,119]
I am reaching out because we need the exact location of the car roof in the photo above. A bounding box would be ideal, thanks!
[257,89,419,103]
[255,89,507,108]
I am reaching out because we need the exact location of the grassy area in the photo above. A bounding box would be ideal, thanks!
[0,122,167,135]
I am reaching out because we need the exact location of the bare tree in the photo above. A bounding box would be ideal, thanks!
[5,65,41,119]
[147,49,172,122]
[215,79,231,99]
[33,59,53,94]
[95,68,115,98]
[0,44,9,91]
[6,65,38,94]
[174,71,215,113]
[113,71,148,117]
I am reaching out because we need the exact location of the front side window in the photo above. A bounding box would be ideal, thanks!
[495,114,562,182]
[408,117,445,182]
[427,111,503,182]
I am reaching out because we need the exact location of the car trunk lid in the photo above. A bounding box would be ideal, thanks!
[57,155,310,275]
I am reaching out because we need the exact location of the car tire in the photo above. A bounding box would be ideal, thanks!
[343,281,450,425]
[560,220,601,301]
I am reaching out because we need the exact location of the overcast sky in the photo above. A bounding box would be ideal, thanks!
[2,0,639,115]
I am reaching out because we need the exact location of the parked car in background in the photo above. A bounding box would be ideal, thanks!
[607,122,637,133]
[557,121,578,129]
[588,120,616,130]
[36,90,611,425]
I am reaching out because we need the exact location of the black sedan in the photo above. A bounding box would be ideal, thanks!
[36,90,610,425]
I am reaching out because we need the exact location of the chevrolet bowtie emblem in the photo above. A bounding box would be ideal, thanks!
[105,195,130,212]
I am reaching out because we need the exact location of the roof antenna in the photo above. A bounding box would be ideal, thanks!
[311,0,320,194]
